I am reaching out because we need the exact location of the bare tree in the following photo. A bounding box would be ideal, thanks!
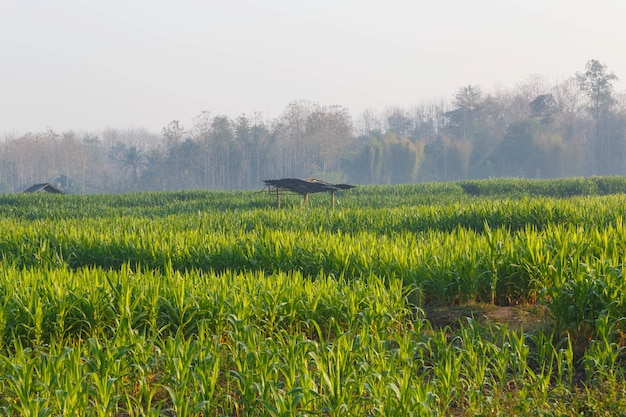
[305,105,354,179]
[161,120,186,148]
[355,108,384,137]
[272,101,313,177]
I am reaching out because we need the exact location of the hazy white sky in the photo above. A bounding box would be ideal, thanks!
[1,0,625,134]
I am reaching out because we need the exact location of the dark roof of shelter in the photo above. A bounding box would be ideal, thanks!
[23,183,65,194]
[264,178,355,194]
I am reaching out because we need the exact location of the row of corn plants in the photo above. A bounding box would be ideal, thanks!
[2,201,626,309]
[3,191,626,343]
[4,191,626,231]
[459,176,626,197]
[0,265,624,415]
[6,176,626,221]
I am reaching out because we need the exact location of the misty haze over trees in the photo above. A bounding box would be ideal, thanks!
[1,59,625,193]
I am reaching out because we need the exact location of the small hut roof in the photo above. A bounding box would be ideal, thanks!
[23,183,65,194]
[263,178,355,195]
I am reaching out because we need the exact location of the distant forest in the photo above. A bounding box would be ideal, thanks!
[1,59,625,193]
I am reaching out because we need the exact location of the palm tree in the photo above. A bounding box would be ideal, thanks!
[120,146,149,189]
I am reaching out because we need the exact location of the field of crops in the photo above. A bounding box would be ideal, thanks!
[1,177,626,416]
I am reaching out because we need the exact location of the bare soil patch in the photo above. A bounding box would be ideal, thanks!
[423,303,551,334]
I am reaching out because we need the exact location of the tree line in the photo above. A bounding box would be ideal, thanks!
[1,59,624,193]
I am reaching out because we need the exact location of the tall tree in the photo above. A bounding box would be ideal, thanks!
[210,115,236,188]
[446,85,483,141]
[161,120,187,188]
[386,108,413,139]
[161,120,186,148]
[234,113,273,188]
[530,94,558,126]
[576,59,618,173]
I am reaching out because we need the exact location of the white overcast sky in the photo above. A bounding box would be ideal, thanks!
[1,0,625,134]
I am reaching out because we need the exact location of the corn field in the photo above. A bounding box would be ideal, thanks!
[1,178,625,415]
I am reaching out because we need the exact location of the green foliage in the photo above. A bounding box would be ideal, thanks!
[0,178,626,415]
[458,176,626,197]
[347,133,425,184]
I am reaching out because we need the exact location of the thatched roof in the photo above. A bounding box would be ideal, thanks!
[23,183,65,194]
[263,178,355,194]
